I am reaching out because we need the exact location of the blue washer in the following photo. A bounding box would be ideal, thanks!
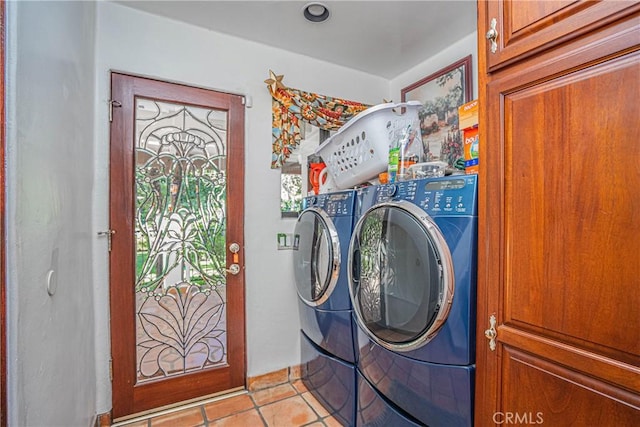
[349,175,478,426]
[294,190,357,363]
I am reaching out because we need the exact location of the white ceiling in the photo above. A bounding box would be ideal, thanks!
[114,0,477,79]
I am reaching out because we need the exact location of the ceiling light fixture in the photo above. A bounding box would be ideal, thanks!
[303,2,330,23]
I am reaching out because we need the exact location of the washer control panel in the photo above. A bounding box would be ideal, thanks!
[303,190,356,217]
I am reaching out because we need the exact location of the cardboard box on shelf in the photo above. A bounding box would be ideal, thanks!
[459,99,478,130]
[463,127,479,174]
[459,100,479,174]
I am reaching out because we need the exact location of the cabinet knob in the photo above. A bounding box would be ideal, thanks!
[486,18,499,54]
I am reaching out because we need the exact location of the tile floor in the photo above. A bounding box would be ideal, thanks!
[113,379,343,427]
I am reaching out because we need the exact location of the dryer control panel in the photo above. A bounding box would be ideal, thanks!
[375,175,478,216]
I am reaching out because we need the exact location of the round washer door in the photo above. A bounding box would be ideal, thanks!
[293,208,340,306]
[348,200,454,352]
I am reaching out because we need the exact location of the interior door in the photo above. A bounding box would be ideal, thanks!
[109,73,245,419]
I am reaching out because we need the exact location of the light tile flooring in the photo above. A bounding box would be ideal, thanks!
[113,380,343,427]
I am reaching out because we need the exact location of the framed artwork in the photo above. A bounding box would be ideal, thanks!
[401,55,472,168]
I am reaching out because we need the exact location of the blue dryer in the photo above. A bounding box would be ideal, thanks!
[349,175,478,426]
[293,190,357,425]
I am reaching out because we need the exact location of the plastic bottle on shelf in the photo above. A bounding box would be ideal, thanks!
[388,144,400,183]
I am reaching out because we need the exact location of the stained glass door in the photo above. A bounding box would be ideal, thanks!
[109,73,245,419]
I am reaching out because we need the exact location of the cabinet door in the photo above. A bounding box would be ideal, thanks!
[483,0,640,70]
[475,9,640,426]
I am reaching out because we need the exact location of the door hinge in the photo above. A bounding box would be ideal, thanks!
[109,359,113,381]
[98,229,116,252]
[108,99,122,122]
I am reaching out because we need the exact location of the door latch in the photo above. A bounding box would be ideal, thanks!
[486,18,499,54]
[485,314,497,351]
[229,242,241,264]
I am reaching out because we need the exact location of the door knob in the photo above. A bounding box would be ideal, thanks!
[226,264,241,275]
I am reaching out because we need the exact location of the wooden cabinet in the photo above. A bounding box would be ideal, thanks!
[484,0,639,70]
[476,1,640,425]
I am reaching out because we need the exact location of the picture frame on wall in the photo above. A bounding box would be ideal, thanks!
[401,55,472,168]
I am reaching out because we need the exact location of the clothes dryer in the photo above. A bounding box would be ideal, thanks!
[349,175,478,426]
[293,190,357,425]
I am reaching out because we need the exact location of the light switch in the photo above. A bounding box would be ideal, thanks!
[277,233,293,250]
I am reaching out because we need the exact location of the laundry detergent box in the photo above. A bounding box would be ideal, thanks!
[459,100,479,174]
[463,127,479,174]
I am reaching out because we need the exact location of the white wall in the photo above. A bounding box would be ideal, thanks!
[4,1,477,423]
[5,1,98,426]
[390,31,479,105]
[93,1,388,414]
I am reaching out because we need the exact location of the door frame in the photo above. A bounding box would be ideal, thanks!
[108,72,246,419]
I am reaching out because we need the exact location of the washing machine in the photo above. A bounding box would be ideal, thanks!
[349,175,478,426]
[293,189,357,425]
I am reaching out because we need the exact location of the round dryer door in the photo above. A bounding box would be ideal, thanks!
[348,201,454,352]
[293,208,340,306]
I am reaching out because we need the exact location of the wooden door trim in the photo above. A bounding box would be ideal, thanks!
[109,72,246,419]
[475,2,499,425]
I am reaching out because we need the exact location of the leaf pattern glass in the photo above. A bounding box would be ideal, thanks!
[134,98,228,383]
